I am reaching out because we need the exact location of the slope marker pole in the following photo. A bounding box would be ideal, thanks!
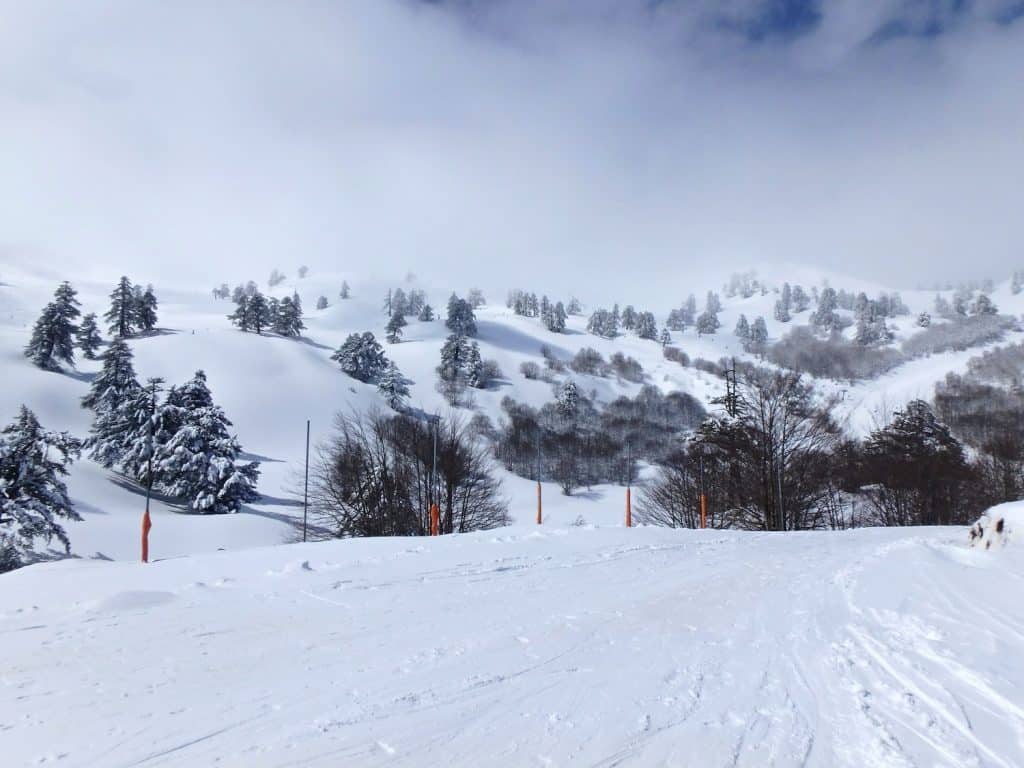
[303,419,310,543]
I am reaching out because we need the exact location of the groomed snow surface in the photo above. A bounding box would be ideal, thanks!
[4,524,1024,767]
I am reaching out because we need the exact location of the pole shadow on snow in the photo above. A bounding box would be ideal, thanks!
[106,475,189,512]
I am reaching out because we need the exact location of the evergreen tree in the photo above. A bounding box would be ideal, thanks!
[248,292,270,334]
[695,309,720,336]
[773,299,791,323]
[418,303,435,322]
[734,314,750,342]
[781,282,792,311]
[316,296,329,310]
[934,294,951,317]
[386,309,407,343]
[272,295,304,337]
[682,294,697,325]
[659,328,672,347]
[105,276,137,338]
[377,362,410,411]
[135,285,159,333]
[392,288,409,317]
[635,311,658,340]
[76,313,103,359]
[952,293,969,317]
[82,337,139,412]
[705,291,721,314]
[114,378,174,485]
[339,281,351,300]
[666,309,684,331]
[446,294,477,336]
[332,332,388,382]
[791,285,810,313]
[466,341,485,388]
[811,287,840,333]
[917,311,932,328]
[85,339,143,468]
[408,289,426,316]
[154,372,260,514]
[229,294,251,332]
[1012,271,1023,296]
[620,305,638,331]
[586,308,618,338]
[748,317,769,353]
[24,282,81,370]
[0,407,82,572]
[567,297,582,315]
[971,294,998,316]
[438,333,470,384]
[556,380,580,421]
[544,301,567,333]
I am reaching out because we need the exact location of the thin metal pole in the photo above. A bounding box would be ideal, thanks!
[303,419,310,542]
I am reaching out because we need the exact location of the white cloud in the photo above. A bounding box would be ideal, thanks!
[0,0,1021,300]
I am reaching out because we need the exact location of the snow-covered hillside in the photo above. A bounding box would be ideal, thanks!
[4,524,1023,767]
[3,257,1024,564]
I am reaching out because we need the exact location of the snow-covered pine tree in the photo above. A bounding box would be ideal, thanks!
[114,378,175,486]
[392,288,409,317]
[76,313,103,359]
[446,294,477,336]
[229,294,251,332]
[659,328,672,347]
[781,282,792,311]
[332,332,388,382]
[1012,271,1023,296]
[556,380,580,421]
[386,309,407,343]
[82,337,139,412]
[377,361,410,410]
[811,287,840,333]
[695,309,720,336]
[135,285,159,333]
[268,268,286,287]
[545,301,567,333]
[24,282,81,370]
[666,309,684,331]
[316,296,329,310]
[773,299,791,323]
[791,285,810,313]
[734,314,750,343]
[705,291,722,315]
[916,311,932,328]
[273,295,305,337]
[0,406,82,572]
[466,342,484,388]
[340,281,351,300]
[408,289,426,316]
[682,294,697,325]
[620,305,637,331]
[84,340,143,467]
[467,288,486,308]
[298,265,309,279]
[154,373,260,514]
[105,276,137,338]
[971,294,998,316]
[567,297,582,315]
[418,303,435,322]
[248,292,270,334]
[635,311,658,340]
[749,317,769,353]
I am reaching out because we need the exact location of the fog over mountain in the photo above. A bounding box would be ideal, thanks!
[2,1,1022,297]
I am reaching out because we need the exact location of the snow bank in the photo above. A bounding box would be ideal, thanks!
[968,500,1024,549]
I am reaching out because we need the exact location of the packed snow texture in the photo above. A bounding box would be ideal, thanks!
[3,525,1024,767]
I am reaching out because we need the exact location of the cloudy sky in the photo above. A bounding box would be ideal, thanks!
[2,0,1022,297]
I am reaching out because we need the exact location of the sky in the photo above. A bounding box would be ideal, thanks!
[1,0,1022,299]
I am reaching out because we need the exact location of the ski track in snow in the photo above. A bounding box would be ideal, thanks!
[3,526,1024,767]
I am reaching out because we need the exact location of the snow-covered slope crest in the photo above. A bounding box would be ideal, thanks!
[969,500,1024,550]
[3,524,1024,767]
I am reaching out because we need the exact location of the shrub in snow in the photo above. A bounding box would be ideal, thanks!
[968,503,1023,550]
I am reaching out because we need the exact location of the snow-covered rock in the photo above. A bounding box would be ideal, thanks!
[968,500,1024,550]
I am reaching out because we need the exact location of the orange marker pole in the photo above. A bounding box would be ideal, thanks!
[699,492,707,530]
[141,509,152,563]
[430,503,440,536]
[536,481,542,525]
[625,486,632,528]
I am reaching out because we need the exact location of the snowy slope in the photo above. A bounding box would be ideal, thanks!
[3,524,1023,767]
[3,257,1024,564]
